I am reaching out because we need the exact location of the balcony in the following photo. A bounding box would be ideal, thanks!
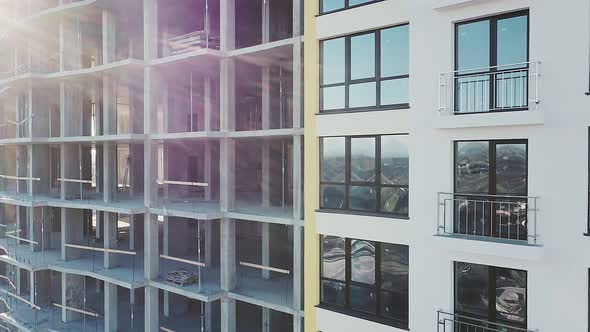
[437,192,539,245]
[438,62,540,115]
[437,311,537,332]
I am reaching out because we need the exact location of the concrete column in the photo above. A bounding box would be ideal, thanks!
[292,136,302,220]
[62,273,84,322]
[220,139,235,212]
[204,76,212,132]
[262,307,270,332]
[204,221,213,266]
[261,223,270,279]
[293,0,302,37]
[292,225,302,327]
[204,143,212,200]
[14,267,21,296]
[144,286,159,332]
[162,216,169,317]
[104,212,118,269]
[29,270,34,306]
[25,82,33,138]
[262,0,270,44]
[104,282,117,331]
[204,302,213,332]
[58,18,64,72]
[62,208,83,261]
[220,217,235,332]
[292,40,302,130]
[144,214,159,280]
[103,142,116,202]
[28,206,35,251]
[221,298,236,332]
[103,74,117,136]
[102,10,116,65]
[261,65,271,209]
[129,216,135,250]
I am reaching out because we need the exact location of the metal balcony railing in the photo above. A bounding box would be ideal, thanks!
[438,61,541,115]
[437,192,539,244]
[437,311,537,332]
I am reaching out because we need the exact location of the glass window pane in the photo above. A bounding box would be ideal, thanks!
[321,280,346,306]
[351,137,375,182]
[321,184,345,209]
[381,187,408,215]
[495,267,527,324]
[322,38,345,85]
[381,78,408,106]
[350,285,377,314]
[380,243,409,292]
[495,143,527,195]
[321,0,344,13]
[497,15,528,67]
[455,262,489,316]
[322,85,345,110]
[350,33,375,80]
[349,186,377,211]
[349,82,376,108]
[321,137,346,182]
[349,0,372,6]
[381,25,409,77]
[457,20,490,71]
[455,141,489,193]
[381,290,408,324]
[351,239,375,284]
[381,135,409,185]
[322,236,346,280]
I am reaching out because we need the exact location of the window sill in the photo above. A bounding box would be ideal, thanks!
[316,208,409,220]
[316,303,409,331]
[316,104,410,116]
[315,0,386,17]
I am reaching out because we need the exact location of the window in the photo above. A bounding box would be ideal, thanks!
[321,235,409,329]
[320,0,379,15]
[454,140,528,240]
[454,11,529,113]
[320,25,409,113]
[320,134,409,217]
[455,262,527,329]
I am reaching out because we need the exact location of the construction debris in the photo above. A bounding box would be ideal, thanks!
[165,269,198,286]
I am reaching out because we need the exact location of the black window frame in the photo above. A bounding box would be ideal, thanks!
[319,134,409,218]
[453,10,530,114]
[454,262,528,329]
[453,139,529,240]
[318,0,384,16]
[453,139,528,197]
[319,235,409,330]
[319,24,410,114]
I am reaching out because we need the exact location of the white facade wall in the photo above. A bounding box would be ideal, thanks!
[314,0,590,331]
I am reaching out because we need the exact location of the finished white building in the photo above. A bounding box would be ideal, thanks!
[304,0,590,331]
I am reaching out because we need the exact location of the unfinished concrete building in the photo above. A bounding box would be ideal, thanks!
[0,0,303,331]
